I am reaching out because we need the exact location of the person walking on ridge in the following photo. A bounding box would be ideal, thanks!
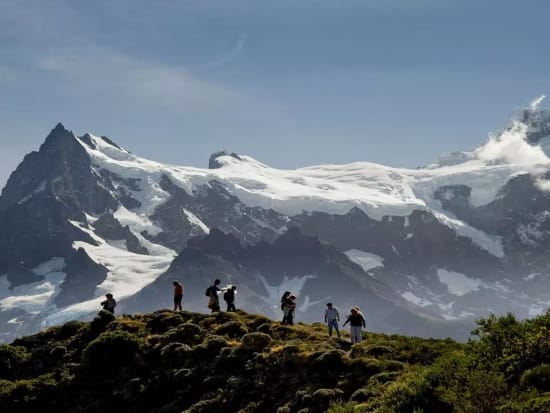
[173,281,184,311]
[101,293,116,314]
[223,285,237,312]
[281,292,297,325]
[206,279,222,312]
[324,302,341,338]
[343,307,366,344]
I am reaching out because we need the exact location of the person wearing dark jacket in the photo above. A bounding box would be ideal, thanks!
[281,292,298,325]
[343,308,366,343]
[223,285,237,312]
[101,293,116,314]
[206,279,222,312]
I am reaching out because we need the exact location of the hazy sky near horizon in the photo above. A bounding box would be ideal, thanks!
[1,0,550,189]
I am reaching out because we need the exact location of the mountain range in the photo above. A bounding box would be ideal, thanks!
[2,98,550,342]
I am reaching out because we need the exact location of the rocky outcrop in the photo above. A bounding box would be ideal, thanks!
[208,150,242,169]
[54,248,108,308]
[94,213,148,255]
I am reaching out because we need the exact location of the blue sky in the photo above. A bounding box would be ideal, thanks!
[1,0,550,188]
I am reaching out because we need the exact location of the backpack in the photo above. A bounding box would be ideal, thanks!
[205,287,211,297]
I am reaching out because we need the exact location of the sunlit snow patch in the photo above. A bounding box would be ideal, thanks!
[257,273,318,315]
[344,249,384,272]
[0,257,65,312]
[183,208,210,234]
[400,291,432,307]
[437,269,486,296]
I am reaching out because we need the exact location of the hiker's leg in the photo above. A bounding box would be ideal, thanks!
[333,321,340,338]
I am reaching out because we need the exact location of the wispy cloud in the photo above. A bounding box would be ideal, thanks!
[201,35,246,71]
[37,47,240,112]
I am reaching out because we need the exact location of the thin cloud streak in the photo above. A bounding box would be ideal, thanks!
[37,48,241,113]
[200,35,246,71]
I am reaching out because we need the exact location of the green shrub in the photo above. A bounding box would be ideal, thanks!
[326,401,359,413]
[378,374,445,413]
[0,374,58,407]
[214,321,249,338]
[350,389,370,403]
[184,398,220,413]
[160,342,192,365]
[245,315,273,331]
[510,395,550,413]
[164,323,205,345]
[83,330,141,375]
[520,364,550,392]
[311,388,344,410]
[0,345,30,379]
[241,332,271,352]
[362,344,396,358]
[310,350,346,376]
[147,311,185,333]
[346,358,383,378]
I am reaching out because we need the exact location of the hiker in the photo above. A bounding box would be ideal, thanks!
[173,281,184,311]
[324,302,341,338]
[283,294,297,325]
[343,308,366,344]
[281,291,291,323]
[100,293,116,314]
[206,279,222,312]
[223,285,237,312]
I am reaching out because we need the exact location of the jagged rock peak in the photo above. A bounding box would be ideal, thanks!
[40,122,76,153]
[209,150,242,169]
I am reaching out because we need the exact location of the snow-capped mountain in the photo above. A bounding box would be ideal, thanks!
[2,97,550,342]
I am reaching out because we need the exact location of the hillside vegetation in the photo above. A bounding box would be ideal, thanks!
[1,309,550,412]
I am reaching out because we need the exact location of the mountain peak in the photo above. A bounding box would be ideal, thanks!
[513,96,550,144]
[209,150,242,169]
[53,122,68,132]
[40,122,76,153]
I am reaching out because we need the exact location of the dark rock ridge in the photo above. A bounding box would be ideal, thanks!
[520,107,550,143]
[6,264,44,288]
[93,213,148,255]
[55,248,108,308]
[208,150,242,169]
[142,174,288,252]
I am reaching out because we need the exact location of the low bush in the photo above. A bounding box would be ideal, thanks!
[214,321,249,338]
[82,330,141,375]
[520,364,550,392]
[241,332,271,352]
[0,345,30,379]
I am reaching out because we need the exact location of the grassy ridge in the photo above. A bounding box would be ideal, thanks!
[1,310,550,412]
